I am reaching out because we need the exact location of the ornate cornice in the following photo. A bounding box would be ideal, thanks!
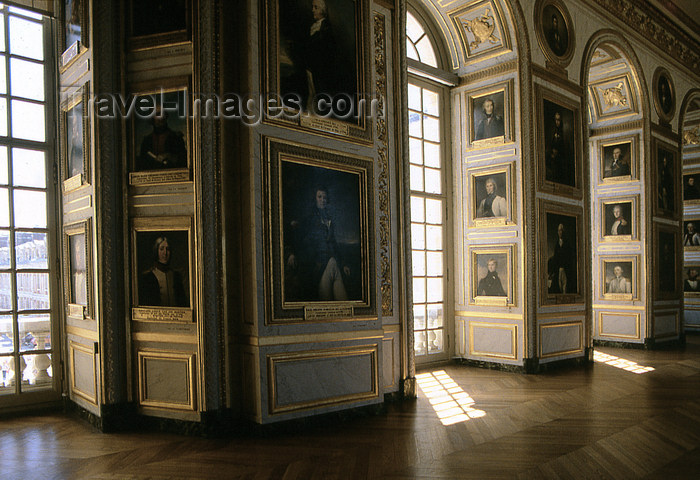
[588,0,700,76]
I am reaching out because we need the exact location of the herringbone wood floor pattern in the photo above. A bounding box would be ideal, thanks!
[3,337,700,479]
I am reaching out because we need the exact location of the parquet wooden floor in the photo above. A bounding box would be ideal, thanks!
[2,336,700,479]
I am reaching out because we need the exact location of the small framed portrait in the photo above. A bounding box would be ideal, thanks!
[683,170,700,203]
[465,80,513,149]
[599,136,637,183]
[682,219,700,250]
[654,224,679,299]
[467,162,514,227]
[469,245,516,306]
[534,0,575,67]
[653,137,679,219]
[128,0,190,50]
[264,137,375,323]
[600,196,637,242]
[129,86,191,185]
[600,256,638,301]
[61,0,89,68]
[61,83,90,193]
[537,86,582,197]
[653,67,675,123]
[263,0,372,143]
[63,220,93,320]
[131,217,193,322]
[539,201,583,305]
[683,263,700,297]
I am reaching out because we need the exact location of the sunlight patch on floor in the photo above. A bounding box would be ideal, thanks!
[416,370,485,426]
[594,351,655,374]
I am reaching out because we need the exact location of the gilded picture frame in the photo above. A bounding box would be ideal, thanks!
[60,83,90,193]
[467,162,515,228]
[128,83,191,186]
[262,0,372,144]
[652,137,680,220]
[600,196,638,243]
[652,66,675,124]
[127,0,191,51]
[63,219,93,320]
[536,85,582,198]
[263,137,375,324]
[539,200,584,306]
[534,0,575,68]
[131,216,194,323]
[682,218,700,251]
[61,0,89,69]
[588,73,638,122]
[465,80,514,150]
[598,135,638,184]
[654,223,680,300]
[682,169,700,204]
[468,244,516,307]
[682,262,700,297]
[600,255,639,302]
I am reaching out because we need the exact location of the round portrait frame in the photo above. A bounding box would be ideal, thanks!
[534,0,575,69]
[652,66,676,124]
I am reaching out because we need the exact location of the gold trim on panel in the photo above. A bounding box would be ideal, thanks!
[132,332,197,344]
[267,345,379,415]
[458,60,517,87]
[455,310,523,319]
[137,349,197,411]
[468,322,518,360]
[66,325,99,342]
[539,321,583,358]
[597,311,641,339]
[69,340,98,406]
[383,336,396,389]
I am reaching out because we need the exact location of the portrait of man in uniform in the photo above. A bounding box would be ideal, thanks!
[604,262,633,295]
[603,202,632,237]
[602,142,631,179]
[472,92,505,142]
[543,99,576,188]
[542,5,568,57]
[546,212,578,295]
[474,173,507,219]
[136,230,190,308]
[475,254,507,297]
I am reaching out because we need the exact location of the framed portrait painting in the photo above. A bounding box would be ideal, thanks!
[468,244,515,306]
[263,0,372,143]
[600,256,638,301]
[653,137,679,219]
[682,219,700,250]
[683,170,700,203]
[131,217,193,322]
[598,135,637,184]
[600,196,637,242]
[264,137,375,323]
[537,86,582,197]
[465,80,513,149]
[61,0,89,68]
[63,219,93,320]
[467,162,514,227]
[539,201,584,305]
[129,86,191,185]
[534,0,575,67]
[683,262,700,297]
[654,224,679,300]
[128,0,190,50]
[61,83,90,192]
[653,67,675,123]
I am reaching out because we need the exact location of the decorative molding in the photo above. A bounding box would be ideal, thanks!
[590,0,700,75]
[374,13,393,317]
[588,119,643,138]
[532,64,584,97]
[458,59,517,86]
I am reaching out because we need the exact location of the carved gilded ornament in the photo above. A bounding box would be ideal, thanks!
[602,82,627,109]
[684,126,700,146]
[462,8,499,50]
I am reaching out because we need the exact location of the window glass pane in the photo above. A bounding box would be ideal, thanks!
[20,353,52,389]
[14,189,46,228]
[0,98,8,136]
[427,305,443,328]
[426,251,442,276]
[415,36,437,68]
[0,18,5,52]
[424,142,440,168]
[9,8,44,20]
[0,146,8,184]
[11,100,45,141]
[413,277,426,304]
[411,197,424,223]
[411,223,425,250]
[12,148,45,188]
[408,84,421,111]
[426,225,442,251]
[0,356,16,392]
[424,168,441,194]
[428,329,443,353]
[0,316,12,353]
[0,188,9,227]
[19,314,50,351]
[0,57,6,94]
[409,138,423,165]
[0,273,12,310]
[17,272,49,310]
[427,278,443,302]
[423,115,440,142]
[15,231,47,269]
[406,39,419,62]
[0,230,9,269]
[10,58,44,101]
[413,304,426,330]
[9,16,43,61]
[410,165,423,191]
[412,250,425,276]
[415,331,427,356]
[409,111,422,137]
[423,90,439,116]
[425,198,442,224]
[406,12,424,43]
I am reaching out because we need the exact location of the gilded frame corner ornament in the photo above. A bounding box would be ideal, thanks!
[63,218,94,321]
[534,0,576,69]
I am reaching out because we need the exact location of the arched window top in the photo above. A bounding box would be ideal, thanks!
[406,11,437,68]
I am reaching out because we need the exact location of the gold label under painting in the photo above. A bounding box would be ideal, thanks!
[132,307,193,323]
[305,305,354,321]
